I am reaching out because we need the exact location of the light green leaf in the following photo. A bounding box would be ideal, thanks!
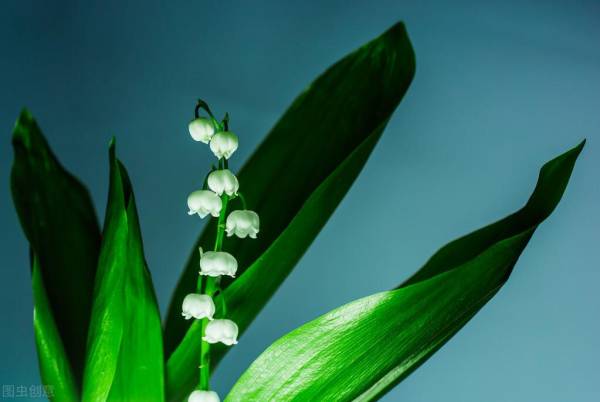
[82,140,164,402]
[165,22,415,401]
[31,253,78,402]
[225,141,584,402]
[11,110,101,392]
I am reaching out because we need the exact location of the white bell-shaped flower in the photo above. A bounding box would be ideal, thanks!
[226,210,260,239]
[189,118,215,143]
[203,319,239,346]
[199,249,238,277]
[209,131,239,159]
[181,294,215,320]
[187,190,222,218]
[188,390,220,402]
[207,169,239,196]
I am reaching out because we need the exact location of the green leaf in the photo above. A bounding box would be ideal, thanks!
[225,141,584,402]
[10,109,101,390]
[82,140,164,401]
[31,253,79,401]
[165,22,415,400]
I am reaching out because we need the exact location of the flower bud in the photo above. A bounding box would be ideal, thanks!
[187,190,222,218]
[188,390,220,402]
[209,131,238,159]
[181,294,215,320]
[226,210,260,239]
[189,118,215,143]
[203,319,239,346]
[207,169,239,196]
[199,250,237,277]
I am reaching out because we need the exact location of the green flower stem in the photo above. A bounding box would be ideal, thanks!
[193,102,231,391]
[214,194,229,252]
[198,193,230,390]
[237,192,247,209]
[222,113,229,131]
[198,319,211,390]
[220,290,228,316]
[195,99,215,119]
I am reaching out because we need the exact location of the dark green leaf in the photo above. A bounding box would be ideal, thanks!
[81,141,164,401]
[225,141,584,402]
[31,253,79,401]
[10,109,101,390]
[164,22,415,401]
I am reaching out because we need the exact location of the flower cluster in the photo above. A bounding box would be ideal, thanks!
[182,102,260,402]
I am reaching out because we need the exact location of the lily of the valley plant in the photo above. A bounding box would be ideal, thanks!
[184,100,260,401]
[10,22,583,402]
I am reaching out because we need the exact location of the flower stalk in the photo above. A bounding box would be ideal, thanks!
[197,162,229,393]
[184,99,259,401]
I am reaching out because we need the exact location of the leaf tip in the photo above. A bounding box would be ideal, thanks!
[385,21,409,38]
[108,136,117,162]
[563,139,586,162]
[106,136,136,213]
[378,21,412,50]
[12,108,37,148]
[18,107,33,122]
[375,21,416,85]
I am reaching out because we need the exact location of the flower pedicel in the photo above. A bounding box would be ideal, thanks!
[181,100,260,401]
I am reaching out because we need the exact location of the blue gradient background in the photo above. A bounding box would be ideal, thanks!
[1,1,599,401]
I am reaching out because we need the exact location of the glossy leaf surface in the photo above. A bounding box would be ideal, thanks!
[225,141,584,401]
[165,23,415,401]
[31,254,79,401]
[82,142,164,402]
[10,110,101,390]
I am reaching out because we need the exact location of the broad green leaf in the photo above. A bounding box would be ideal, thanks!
[225,141,584,402]
[165,22,415,401]
[31,253,78,402]
[82,141,164,402]
[11,110,101,390]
